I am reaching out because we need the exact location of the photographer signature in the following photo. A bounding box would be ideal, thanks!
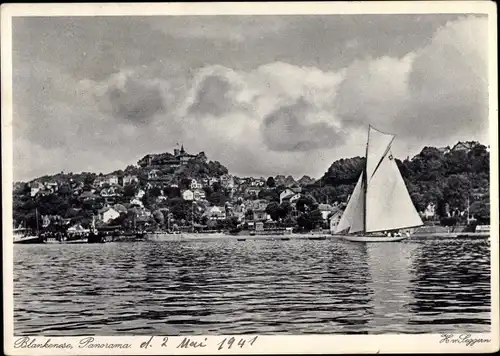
[440,333,491,347]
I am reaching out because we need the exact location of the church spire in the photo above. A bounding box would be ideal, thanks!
[180,144,185,154]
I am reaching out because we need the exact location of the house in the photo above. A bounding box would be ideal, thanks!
[288,193,302,205]
[100,186,119,198]
[437,146,451,154]
[329,210,343,233]
[182,189,194,201]
[250,178,265,187]
[98,206,120,224]
[220,174,234,188]
[280,187,302,204]
[205,206,226,220]
[30,181,44,197]
[123,175,138,186]
[193,189,206,201]
[148,169,160,180]
[79,191,100,201]
[106,175,119,186]
[94,176,107,187]
[135,189,145,199]
[318,203,336,220]
[130,198,144,207]
[246,186,261,197]
[174,145,197,165]
[451,141,477,152]
[422,203,436,219]
[209,177,219,186]
[190,179,203,190]
[94,175,118,188]
[232,203,246,221]
[251,199,270,222]
[44,181,58,192]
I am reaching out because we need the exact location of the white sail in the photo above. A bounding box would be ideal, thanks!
[365,147,423,232]
[348,178,365,233]
[366,126,395,180]
[335,174,364,233]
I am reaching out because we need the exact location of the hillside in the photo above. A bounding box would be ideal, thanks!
[304,141,490,223]
[12,140,491,230]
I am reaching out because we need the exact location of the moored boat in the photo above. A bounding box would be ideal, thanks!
[13,228,42,244]
[334,125,423,242]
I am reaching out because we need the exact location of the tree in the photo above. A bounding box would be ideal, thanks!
[265,202,282,221]
[123,184,137,197]
[152,209,165,225]
[296,195,316,212]
[245,209,254,221]
[149,186,163,198]
[266,176,276,188]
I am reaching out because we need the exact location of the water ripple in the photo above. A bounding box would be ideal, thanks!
[13,238,490,335]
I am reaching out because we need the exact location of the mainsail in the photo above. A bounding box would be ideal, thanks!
[335,126,423,234]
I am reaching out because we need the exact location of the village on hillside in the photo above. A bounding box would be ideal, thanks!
[13,141,491,237]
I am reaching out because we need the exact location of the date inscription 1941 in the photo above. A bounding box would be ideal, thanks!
[217,336,259,350]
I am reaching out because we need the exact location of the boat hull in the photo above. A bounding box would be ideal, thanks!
[13,236,42,244]
[339,235,408,242]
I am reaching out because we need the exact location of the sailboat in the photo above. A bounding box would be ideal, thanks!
[335,125,423,242]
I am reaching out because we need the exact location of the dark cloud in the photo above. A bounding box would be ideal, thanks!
[104,77,165,123]
[262,99,345,152]
[188,74,233,117]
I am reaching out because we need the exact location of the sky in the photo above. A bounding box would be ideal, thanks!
[12,14,489,182]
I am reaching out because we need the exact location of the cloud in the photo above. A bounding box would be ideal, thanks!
[335,15,488,146]
[12,15,489,182]
[262,98,345,151]
[100,75,165,124]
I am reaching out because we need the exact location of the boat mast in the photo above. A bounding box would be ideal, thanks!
[363,126,370,234]
[35,208,39,235]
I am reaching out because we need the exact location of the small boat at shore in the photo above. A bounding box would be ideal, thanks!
[13,228,42,244]
[334,126,423,242]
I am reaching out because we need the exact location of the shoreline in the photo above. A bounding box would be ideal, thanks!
[13,231,490,245]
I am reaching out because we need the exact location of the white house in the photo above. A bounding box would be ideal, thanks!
[318,204,335,221]
[44,182,58,192]
[148,169,160,180]
[106,175,119,186]
[123,175,138,186]
[182,189,194,201]
[205,206,226,220]
[135,189,145,199]
[220,174,234,188]
[100,186,119,198]
[130,198,144,207]
[190,179,203,190]
[94,175,118,187]
[193,189,206,201]
[423,203,436,219]
[98,207,120,224]
[280,187,302,204]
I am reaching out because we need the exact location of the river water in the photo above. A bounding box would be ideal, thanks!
[13,238,491,335]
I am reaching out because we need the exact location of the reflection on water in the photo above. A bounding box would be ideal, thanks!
[13,238,490,335]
